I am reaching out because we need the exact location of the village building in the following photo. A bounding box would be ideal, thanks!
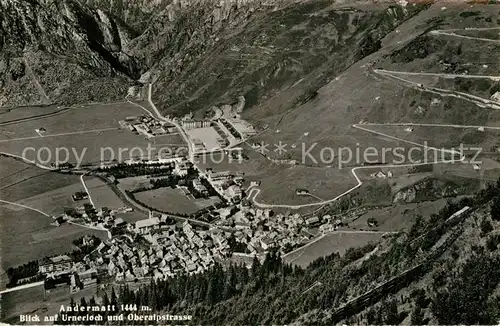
[174,160,191,176]
[260,236,273,250]
[182,120,211,130]
[135,217,161,235]
[39,255,72,275]
[192,138,206,151]
[71,191,88,201]
[207,170,232,182]
[490,91,500,102]
[192,179,208,194]
[305,216,320,226]
[227,185,242,200]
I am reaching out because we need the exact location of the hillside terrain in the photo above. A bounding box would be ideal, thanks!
[146,1,425,116]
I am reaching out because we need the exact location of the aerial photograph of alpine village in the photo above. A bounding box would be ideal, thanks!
[1,0,500,325]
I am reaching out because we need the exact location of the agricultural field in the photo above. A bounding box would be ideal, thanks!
[0,156,80,202]
[196,146,359,206]
[354,164,434,188]
[357,124,500,159]
[0,105,74,129]
[12,180,91,216]
[84,176,125,210]
[0,284,47,323]
[0,157,108,273]
[82,176,149,222]
[355,160,488,196]
[283,231,384,268]
[116,210,149,223]
[116,176,154,192]
[150,133,186,148]
[0,206,107,272]
[0,102,142,137]
[347,198,450,232]
[253,124,423,167]
[249,165,357,206]
[134,187,220,215]
[0,102,185,166]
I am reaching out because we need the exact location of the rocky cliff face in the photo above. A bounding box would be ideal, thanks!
[145,1,425,116]
[0,0,139,106]
[0,0,425,108]
[80,0,173,33]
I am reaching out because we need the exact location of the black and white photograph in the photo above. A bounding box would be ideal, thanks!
[0,0,499,324]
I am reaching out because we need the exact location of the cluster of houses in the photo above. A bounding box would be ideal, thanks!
[212,205,339,254]
[63,203,132,232]
[192,179,208,195]
[37,216,234,289]
[38,238,102,292]
[212,123,230,147]
[369,170,394,179]
[174,159,192,176]
[104,220,230,281]
[205,169,243,201]
[38,189,355,292]
[119,115,177,138]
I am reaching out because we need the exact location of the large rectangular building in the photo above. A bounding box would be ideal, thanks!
[182,120,211,130]
[39,255,72,275]
[135,217,161,235]
[207,170,232,182]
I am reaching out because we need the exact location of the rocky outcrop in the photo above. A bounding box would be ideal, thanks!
[143,1,427,116]
[0,0,139,106]
[393,177,477,204]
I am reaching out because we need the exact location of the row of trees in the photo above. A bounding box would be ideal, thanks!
[5,261,41,288]
[96,163,174,179]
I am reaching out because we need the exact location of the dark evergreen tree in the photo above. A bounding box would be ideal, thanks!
[110,287,118,307]
[491,196,500,221]
[411,306,425,325]
[103,292,110,307]
[480,219,494,235]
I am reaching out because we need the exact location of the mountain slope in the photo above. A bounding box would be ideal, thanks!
[0,0,140,106]
[145,1,429,116]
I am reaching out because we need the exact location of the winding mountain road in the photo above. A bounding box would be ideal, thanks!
[248,26,500,209]
[374,68,500,81]
[374,69,500,110]
[146,84,194,159]
[429,28,500,44]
